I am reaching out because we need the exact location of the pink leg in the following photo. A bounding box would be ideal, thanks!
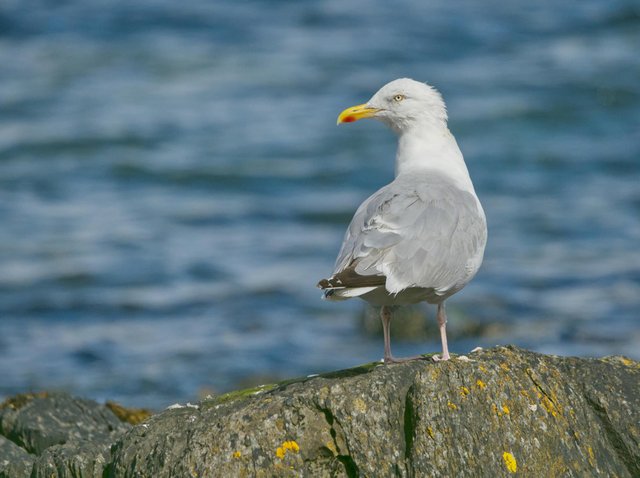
[432,302,451,362]
[380,306,424,364]
[381,305,394,362]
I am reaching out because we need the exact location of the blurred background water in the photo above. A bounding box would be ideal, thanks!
[1,0,639,409]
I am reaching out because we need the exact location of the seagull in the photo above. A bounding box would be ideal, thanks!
[318,78,487,363]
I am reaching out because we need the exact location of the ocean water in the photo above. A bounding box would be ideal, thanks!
[1,0,638,409]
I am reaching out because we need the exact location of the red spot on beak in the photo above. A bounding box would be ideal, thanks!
[342,116,356,123]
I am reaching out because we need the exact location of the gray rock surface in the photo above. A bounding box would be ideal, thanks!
[109,346,639,477]
[0,392,132,478]
[30,439,113,478]
[0,392,129,455]
[0,435,34,478]
[1,347,639,477]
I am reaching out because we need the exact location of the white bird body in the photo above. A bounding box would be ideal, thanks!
[318,78,487,363]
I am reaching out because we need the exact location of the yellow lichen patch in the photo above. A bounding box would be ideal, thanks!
[500,362,510,372]
[478,365,488,373]
[284,441,300,453]
[460,386,470,397]
[427,426,435,439]
[353,397,367,413]
[447,400,458,411]
[587,446,595,467]
[325,441,337,455]
[541,396,559,417]
[276,440,300,459]
[232,451,241,459]
[491,403,510,417]
[519,389,529,398]
[476,379,486,390]
[620,357,633,366]
[503,451,517,473]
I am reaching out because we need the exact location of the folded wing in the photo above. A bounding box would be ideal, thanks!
[322,172,486,297]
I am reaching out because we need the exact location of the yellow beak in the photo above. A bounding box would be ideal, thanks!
[336,103,379,125]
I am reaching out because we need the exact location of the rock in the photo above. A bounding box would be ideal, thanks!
[0,392,135,478]
[1,347,639,477]
[0,392,129,455]
[107,347,640,477]
[0,435,34,478]
[30,439,112,478]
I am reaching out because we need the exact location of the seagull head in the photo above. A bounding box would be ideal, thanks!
[337,78,448,134]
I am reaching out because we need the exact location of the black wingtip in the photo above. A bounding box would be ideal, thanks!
[317,278,331,289]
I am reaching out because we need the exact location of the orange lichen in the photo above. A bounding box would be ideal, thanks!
[232,451,241,459]
[105,401,153,425]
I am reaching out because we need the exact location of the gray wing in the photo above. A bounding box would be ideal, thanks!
[332,173,486,295]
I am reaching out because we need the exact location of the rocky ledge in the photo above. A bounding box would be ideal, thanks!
[1,346,638,477]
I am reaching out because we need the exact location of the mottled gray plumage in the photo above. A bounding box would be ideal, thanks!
[327,171,486,305]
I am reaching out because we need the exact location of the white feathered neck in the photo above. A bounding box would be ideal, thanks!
[365,78,474,193]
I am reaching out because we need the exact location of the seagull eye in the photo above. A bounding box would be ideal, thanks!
[393,94,405,102]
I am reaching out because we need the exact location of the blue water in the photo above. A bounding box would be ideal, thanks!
[1,0,638,409]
